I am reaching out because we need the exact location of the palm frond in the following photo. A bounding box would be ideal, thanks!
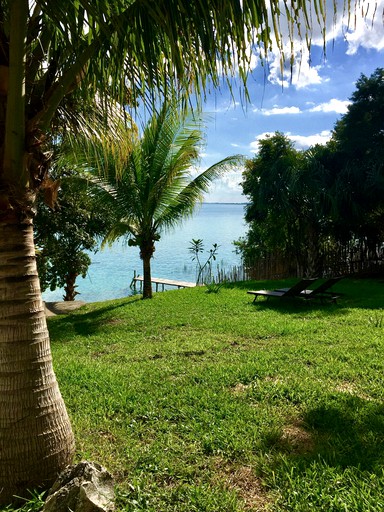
[59,98,241,243]
[155,155,244,230]
[28,0,334,132]
[101,219,137,248]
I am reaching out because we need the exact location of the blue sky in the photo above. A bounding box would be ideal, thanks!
[200,1,384,202]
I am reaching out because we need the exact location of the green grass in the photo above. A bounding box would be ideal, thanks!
[18,277,384,510]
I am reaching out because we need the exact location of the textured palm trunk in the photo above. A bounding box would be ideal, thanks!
[0,214,75,504]
[63,271,79,302]
[142,255,153,299]
[140,241,154,299]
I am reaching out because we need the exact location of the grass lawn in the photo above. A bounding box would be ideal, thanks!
[16,277,384,511]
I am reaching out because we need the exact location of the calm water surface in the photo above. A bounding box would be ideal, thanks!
[43,203,247,302]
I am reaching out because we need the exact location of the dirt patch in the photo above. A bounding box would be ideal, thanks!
[104,317,124,326]
[335,381,373,401]
[212,458,272,511]
[231,382,252,394]
[231,376,282,395]
[281,423,315,454]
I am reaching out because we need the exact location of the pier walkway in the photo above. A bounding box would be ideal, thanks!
[131,275,196,292]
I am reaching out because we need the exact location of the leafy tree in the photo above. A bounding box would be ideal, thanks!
[0,0,340,502]
[292,145,332,276]
[330,68,384,250]
[66,101,242,299]
[240,133,331,276]
[241,70,384,279]
[35,173,113,301]
[241,133,302,268]
[332,68,384,162]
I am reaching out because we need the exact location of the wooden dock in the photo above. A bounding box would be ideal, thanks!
[131,275,196,292]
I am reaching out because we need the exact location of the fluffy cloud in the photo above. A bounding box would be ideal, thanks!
[344,0,384,54]
[249,132,275,153]
[273,0,384,51]
[254,0,383,90]
[261,105,302,115]
[309,98,351,114]
[198,167,245,203]
[266,47,325,89]
[286,130,332,149]
[249,130,332,153]
[255,99,349,116]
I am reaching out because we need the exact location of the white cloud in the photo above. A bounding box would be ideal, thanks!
[250,3,331,89]
[251,1,383,91]
[249,130,332,153]
[286,130,332,149]
[261,105,302,115]
[273,0,384,51]
[344,1,384,54]
[263,33,333,90]
[303,0,384,55]
[193,164,245,202]
[207,170,245,202]
[208,100,241,114]
[249,132,275,153]
[309,98,351,114]
[219,169,244,190]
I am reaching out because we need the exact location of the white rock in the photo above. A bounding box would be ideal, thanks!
[42,461,115,512]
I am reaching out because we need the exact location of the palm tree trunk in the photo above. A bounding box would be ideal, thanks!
[0,214,75,504]
[140,241,154,299]
[64,271,79,301]
[142,255,153,299]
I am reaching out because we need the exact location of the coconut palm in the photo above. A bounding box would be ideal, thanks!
[0,0,339,502]
[68,102,242,299]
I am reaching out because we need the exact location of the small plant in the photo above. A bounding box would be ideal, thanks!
[188,239,220,285]
[204,279,226,294]
[3,490,46,512]
[368,309,383,328]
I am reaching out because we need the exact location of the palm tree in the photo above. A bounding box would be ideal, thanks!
[68,102,242,299]
[0,0,340,503]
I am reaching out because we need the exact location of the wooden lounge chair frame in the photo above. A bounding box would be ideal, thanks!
[247,278,317,303]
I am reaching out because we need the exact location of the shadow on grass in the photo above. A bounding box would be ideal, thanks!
[48,295,142,340]
[247,297,348,317]
[269,394,384,472]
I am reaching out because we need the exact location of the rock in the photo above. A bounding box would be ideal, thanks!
[44,301,86,316]
[42,461,115,512]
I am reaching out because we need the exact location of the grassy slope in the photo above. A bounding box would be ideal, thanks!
[47,277,384,511]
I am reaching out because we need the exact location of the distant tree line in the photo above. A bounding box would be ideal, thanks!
[237,68,384,278]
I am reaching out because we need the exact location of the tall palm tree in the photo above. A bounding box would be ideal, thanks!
[68,102,243,299]
[0,0,339,503]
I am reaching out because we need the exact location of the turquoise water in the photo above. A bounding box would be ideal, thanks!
[42,203,247,302]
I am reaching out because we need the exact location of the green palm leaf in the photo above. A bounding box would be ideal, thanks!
[63,99,243,298]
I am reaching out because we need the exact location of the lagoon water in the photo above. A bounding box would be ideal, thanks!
[42,203,247,303]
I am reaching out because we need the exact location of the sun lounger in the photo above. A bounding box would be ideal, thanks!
[276,276,343,302]
[247,278,318,303]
